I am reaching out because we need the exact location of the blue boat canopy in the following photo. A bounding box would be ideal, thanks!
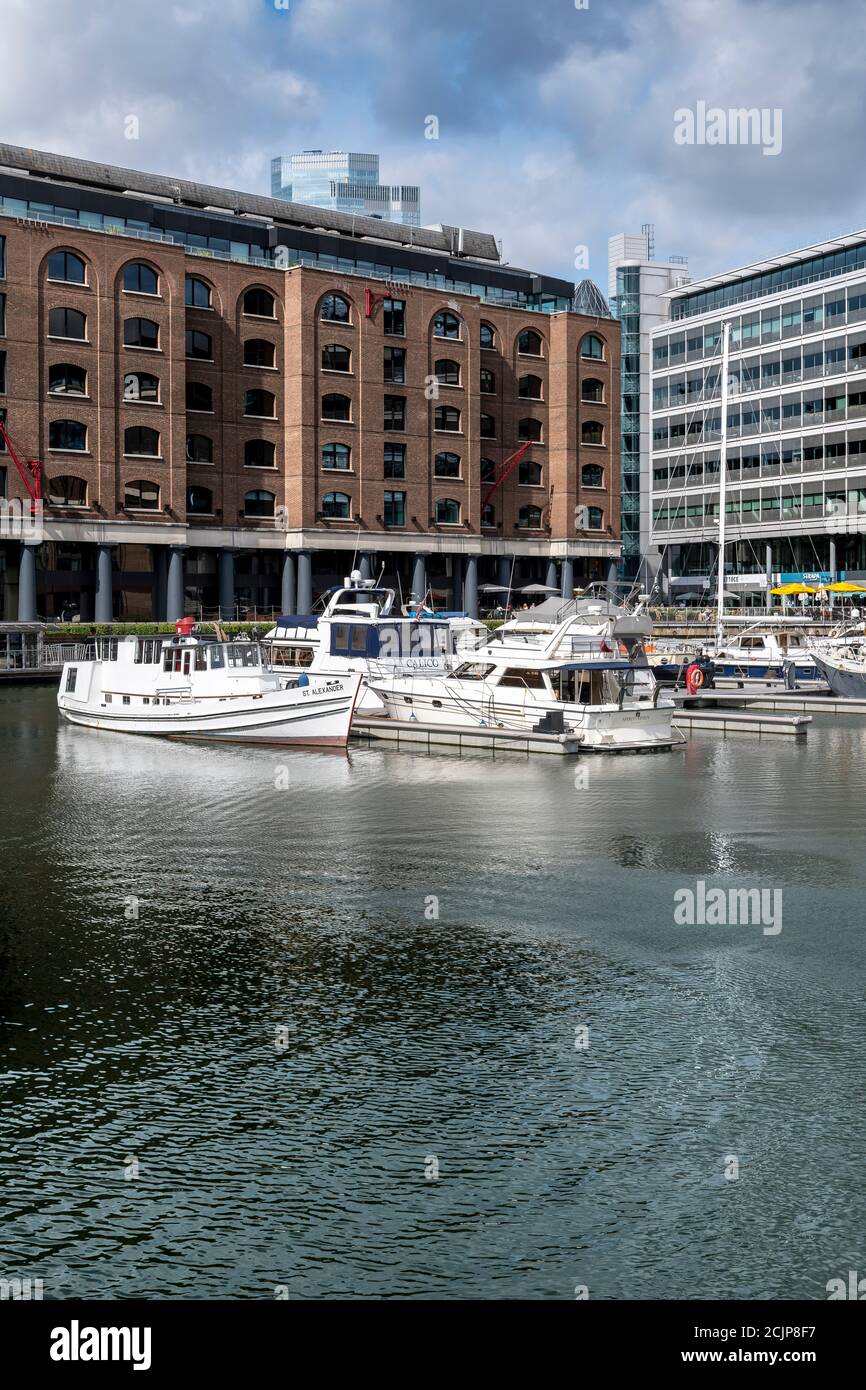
[275,615,319,628]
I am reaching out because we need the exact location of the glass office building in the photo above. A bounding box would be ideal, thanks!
[608,232,690,585]
[271,150,420,227]
[650,232,866,596]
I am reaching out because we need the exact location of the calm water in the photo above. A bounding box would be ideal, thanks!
[1,684,865,1300]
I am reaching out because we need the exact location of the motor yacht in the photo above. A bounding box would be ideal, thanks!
[57,621,363,746]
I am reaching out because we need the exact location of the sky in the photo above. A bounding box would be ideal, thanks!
[2,0,866,293]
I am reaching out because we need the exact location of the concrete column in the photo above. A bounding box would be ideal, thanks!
[281,552,296,614]
[606,558,618,593]
[152,547,167,622]
[218,549,235,617]
[166,547,186,623]
[17,543,37,622]
[451,557,463,610]
[411,553,427,603]
[497,556,511,590]
[464,555,479,619]
[95,544,114,622]
[546,558,559,592]
[561,557,574,600]
[765,543,773,585]
[358,553,372,581]
[297,551,313,614]
[829,539,837,581]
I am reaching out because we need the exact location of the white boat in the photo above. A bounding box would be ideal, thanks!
[57,623,363,746]
[366,610,679,752]
[710,625,817,681]
[263,572,486,710]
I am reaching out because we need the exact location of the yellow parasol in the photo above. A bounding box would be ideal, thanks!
[769,583,818,596]
[825,581,866,593]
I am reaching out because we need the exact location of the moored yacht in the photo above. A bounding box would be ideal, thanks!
[57,620,363,746]
[366,611,679,752]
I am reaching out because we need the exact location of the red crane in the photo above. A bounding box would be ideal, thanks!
[481,441,532,509]
[0,415,43,506]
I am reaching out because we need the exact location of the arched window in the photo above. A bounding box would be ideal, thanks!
[185,329,212,359]
[123,372,159,403]
[480,368,496,394]
[244,489,275,518]
[245,439,276,468]
[481,502,496,527]
[435,358,460,385]
[186,433,213,463]
[48,363,87,396]
[434,451,460,478]
[434,497,461,524]
[322,343,351,372]
[49,307,86,340]
[322,392,351,421]
[518,417,542,442]
[186,381,212,411]
[519,459,542,486]
[518,505,543,529]
[582,377,604,402]
[480,413,496,438]
[580,333,605,360]
[322,442,351,470]
[582,463,604,488]
[47,250,86,284]
[243,287,275,317]
[480,321,496,350]
[244,338,275,368]
[581,420,604,445]
[123,262,159,295]
[517,328,543,356]
[48,475,87,507]
[320,293,351,323]
[322,491,351,519]
[434,404,460,432]
[433,310,461,339]
[480,457,496,483]
[518,374,542,399]
[124,425,160,457]
[587,506,604,529]
[244,388,276,418]
[125,479,160,510]
[186,485,213,515]
[124,317,159,349]
[49,419,86,451]
[185,275,212,308]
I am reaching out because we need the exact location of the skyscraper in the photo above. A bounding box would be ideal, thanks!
[608,228,690,584]
[270,150,421,227]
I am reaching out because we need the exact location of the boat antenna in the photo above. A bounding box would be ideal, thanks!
[716,320,732,650]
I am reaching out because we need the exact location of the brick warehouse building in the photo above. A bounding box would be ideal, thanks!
[0,145,620,621]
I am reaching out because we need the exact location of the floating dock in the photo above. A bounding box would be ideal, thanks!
[352,713,584,755]
[671,703,811,738]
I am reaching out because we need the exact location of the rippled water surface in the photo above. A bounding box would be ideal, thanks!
[2,685,865,1299]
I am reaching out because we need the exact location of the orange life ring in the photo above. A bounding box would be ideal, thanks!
[686,663,705,694]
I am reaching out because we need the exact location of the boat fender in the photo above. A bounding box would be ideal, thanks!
[297,672,309,687]
[685,663,704,694]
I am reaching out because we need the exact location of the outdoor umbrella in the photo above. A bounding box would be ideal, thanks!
[478,584,511,593]
[825,581,866,593]
[521,582,560,594]
[769,583,817,596]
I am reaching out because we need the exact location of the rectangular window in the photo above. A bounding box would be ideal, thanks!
[0,350,5,395]
[0,235,5,279]
[65,667,77,693]
[382,298,405,336]
[384,443,406,479]
[384,489,406,527]
[384,347,406,383]
[0,293,5,336]
[384,395,405,431]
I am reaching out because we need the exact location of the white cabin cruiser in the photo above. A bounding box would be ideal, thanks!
[367,611,679,752]
[264,572,486,710]
[710,626,816,681]
[57,620,363,746]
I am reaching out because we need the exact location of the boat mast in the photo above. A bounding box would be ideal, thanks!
[715,320,731,649]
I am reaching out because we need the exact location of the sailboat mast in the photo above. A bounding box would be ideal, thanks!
[715,320,731,649]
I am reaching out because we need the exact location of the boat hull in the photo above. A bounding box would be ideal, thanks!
[811,655,866,699]
[58,678,362,746]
